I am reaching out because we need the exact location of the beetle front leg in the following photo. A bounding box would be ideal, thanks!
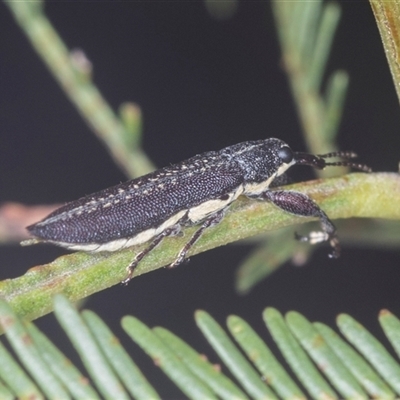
[250,190,340,258]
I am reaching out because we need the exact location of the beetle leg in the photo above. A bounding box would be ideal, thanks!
[168,209,225,268]
[122,224,182,285]
[250,190,340,258]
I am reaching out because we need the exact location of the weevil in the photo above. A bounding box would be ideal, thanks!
[22,138,371,284]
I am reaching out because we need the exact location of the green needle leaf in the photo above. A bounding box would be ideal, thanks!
[286,312,367,399]
[53,295,129,400]
[263,308,337,400]
[122,315,216,400]
[315,322,394,399]
[338,314,400,394]
[154,327,248,400]
[83,311,160,400]
[195,310,277,399]
[227,314,306,400]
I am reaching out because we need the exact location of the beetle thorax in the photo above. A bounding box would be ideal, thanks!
[231,140,294,183]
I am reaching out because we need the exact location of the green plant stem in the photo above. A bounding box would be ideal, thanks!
[370,0,400,106]
[1,173,399,323]
[4,1,154,178]
[272,1,347,178]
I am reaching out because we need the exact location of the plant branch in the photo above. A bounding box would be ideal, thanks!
[370,0,400,106]
[4,1,154,178]
[272,1,347,171]
[1,173,399,322]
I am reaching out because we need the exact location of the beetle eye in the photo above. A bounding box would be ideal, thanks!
[278,146,293,163]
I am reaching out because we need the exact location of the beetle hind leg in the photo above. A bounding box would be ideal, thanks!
[122,210,225,285]
[122,224,182,285]
[168,209,225,268]
[250,189,340,258]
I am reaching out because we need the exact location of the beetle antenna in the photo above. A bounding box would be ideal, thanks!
[322,161,371,172]
[318,151,371,172]
[318,151,357,159]
[294,151,371,172]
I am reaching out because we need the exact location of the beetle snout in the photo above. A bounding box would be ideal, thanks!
[294,152,326,169]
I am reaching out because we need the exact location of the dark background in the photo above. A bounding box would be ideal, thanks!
[1,1,400,397]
